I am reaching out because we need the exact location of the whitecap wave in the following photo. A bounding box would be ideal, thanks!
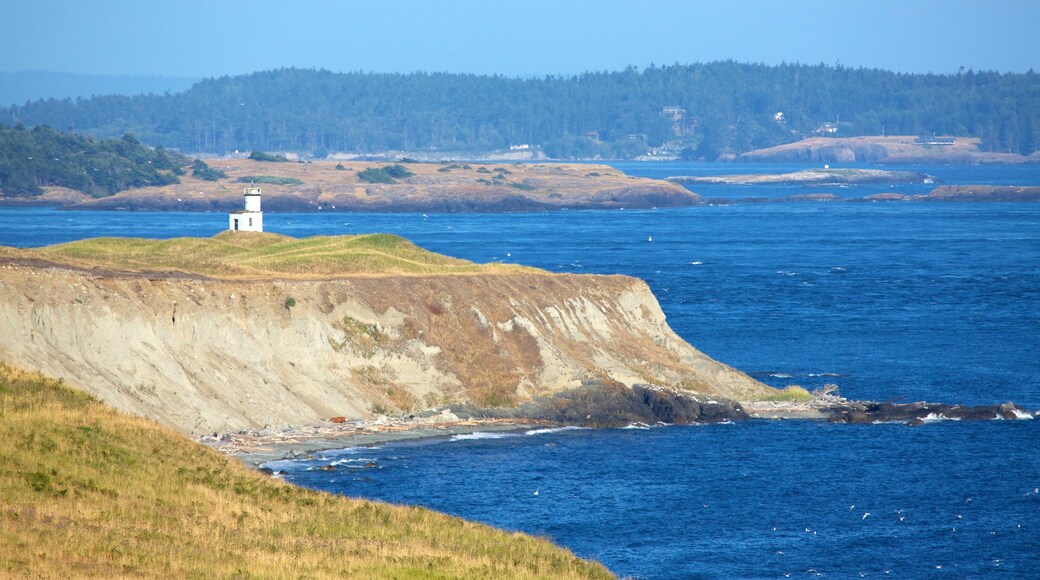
[920,413,960,423]
[1012,409,1035,420]
[688,261,703,266]
[623,422,652,430]
[329,457,378,467]
[450,431,516,441]
[525,426,589,436]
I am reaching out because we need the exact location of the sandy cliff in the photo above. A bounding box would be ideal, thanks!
[0,261,773,437]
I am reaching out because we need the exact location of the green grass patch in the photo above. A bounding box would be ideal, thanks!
[756,385,813,402]
[234,175,304,186]
[8,232,536,279]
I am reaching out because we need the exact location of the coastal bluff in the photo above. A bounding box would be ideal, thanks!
[0,232,775,437]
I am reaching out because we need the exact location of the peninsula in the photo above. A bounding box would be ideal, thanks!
[0,232,782,440]
[2,232,1028,452]
[3,158,699,212]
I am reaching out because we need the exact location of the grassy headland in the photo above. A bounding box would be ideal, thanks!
[0,363,611,578]
[0,231,536,279]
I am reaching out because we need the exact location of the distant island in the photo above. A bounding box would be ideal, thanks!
[3,63,1037,161]
[0,125,698,211]
[2,126,1037,210]
[667,167,939,186]
[667,168,1040,202]
[736,135,1040,165]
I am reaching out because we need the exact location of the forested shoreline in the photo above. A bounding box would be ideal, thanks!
[3,63,1037,159]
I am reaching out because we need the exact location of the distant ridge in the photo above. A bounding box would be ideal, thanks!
[3,64,1037,158]
[0,70,197,107]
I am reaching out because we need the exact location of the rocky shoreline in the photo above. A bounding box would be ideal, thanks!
[210,383,1034,469]
[666,168,938,186]
[744,385,1033,424]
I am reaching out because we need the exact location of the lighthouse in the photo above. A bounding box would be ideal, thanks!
[229,187,263,232]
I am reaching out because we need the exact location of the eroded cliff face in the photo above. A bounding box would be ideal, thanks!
[0,264,773,436]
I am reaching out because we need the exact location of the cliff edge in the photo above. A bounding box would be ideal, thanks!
[0,233,776,437]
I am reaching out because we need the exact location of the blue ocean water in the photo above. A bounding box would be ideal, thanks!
[2,163,1038,577]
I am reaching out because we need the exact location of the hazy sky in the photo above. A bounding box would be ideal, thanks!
[3,0,1038,78]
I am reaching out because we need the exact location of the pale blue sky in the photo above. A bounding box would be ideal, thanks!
[3,0,1038,77]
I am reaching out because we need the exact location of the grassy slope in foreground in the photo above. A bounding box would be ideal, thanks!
[0,363,611,578]
[0,231,535,279]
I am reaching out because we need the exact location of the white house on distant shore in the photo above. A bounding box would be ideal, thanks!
[229,187,263,232]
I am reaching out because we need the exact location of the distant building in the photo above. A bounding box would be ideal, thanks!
[661,106,693,136]
[914,136,956,146]
[229,187,263,232]
[813,122,839,135]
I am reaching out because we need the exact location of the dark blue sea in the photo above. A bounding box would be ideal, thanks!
[2,163,1038,578]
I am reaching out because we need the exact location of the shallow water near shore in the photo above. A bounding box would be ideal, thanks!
[2,162,1039,577]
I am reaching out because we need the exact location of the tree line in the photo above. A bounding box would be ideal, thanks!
[0,124,188,196]
[2,62,1038,159]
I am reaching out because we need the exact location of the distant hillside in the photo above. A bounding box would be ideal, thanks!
[0,70,197,107]
[0,124,188,197]
[3,63,1038,159]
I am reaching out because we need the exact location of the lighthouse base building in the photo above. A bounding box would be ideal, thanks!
[229,187,263,232]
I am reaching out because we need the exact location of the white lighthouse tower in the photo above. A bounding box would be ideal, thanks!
[229,187,263,232]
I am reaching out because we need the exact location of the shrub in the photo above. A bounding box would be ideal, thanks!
[191,159,227,181]
[759,385,813,402]
[357,167,396,184]
[382,164,414,178]
[248,151,289,162]
[357,164,414,184]
[284,297,297,309]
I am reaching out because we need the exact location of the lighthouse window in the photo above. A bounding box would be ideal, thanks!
[248,218,253,227]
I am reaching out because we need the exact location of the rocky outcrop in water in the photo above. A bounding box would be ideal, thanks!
[452,381,749,427]
[746,385,1033,425]
[826,401,1029,425]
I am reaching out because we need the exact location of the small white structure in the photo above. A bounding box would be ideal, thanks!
[229,187,263,232]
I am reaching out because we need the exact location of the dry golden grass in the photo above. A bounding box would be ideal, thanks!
[0,231,537,279]
[0,362,613,578]
[57,158,696,212]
